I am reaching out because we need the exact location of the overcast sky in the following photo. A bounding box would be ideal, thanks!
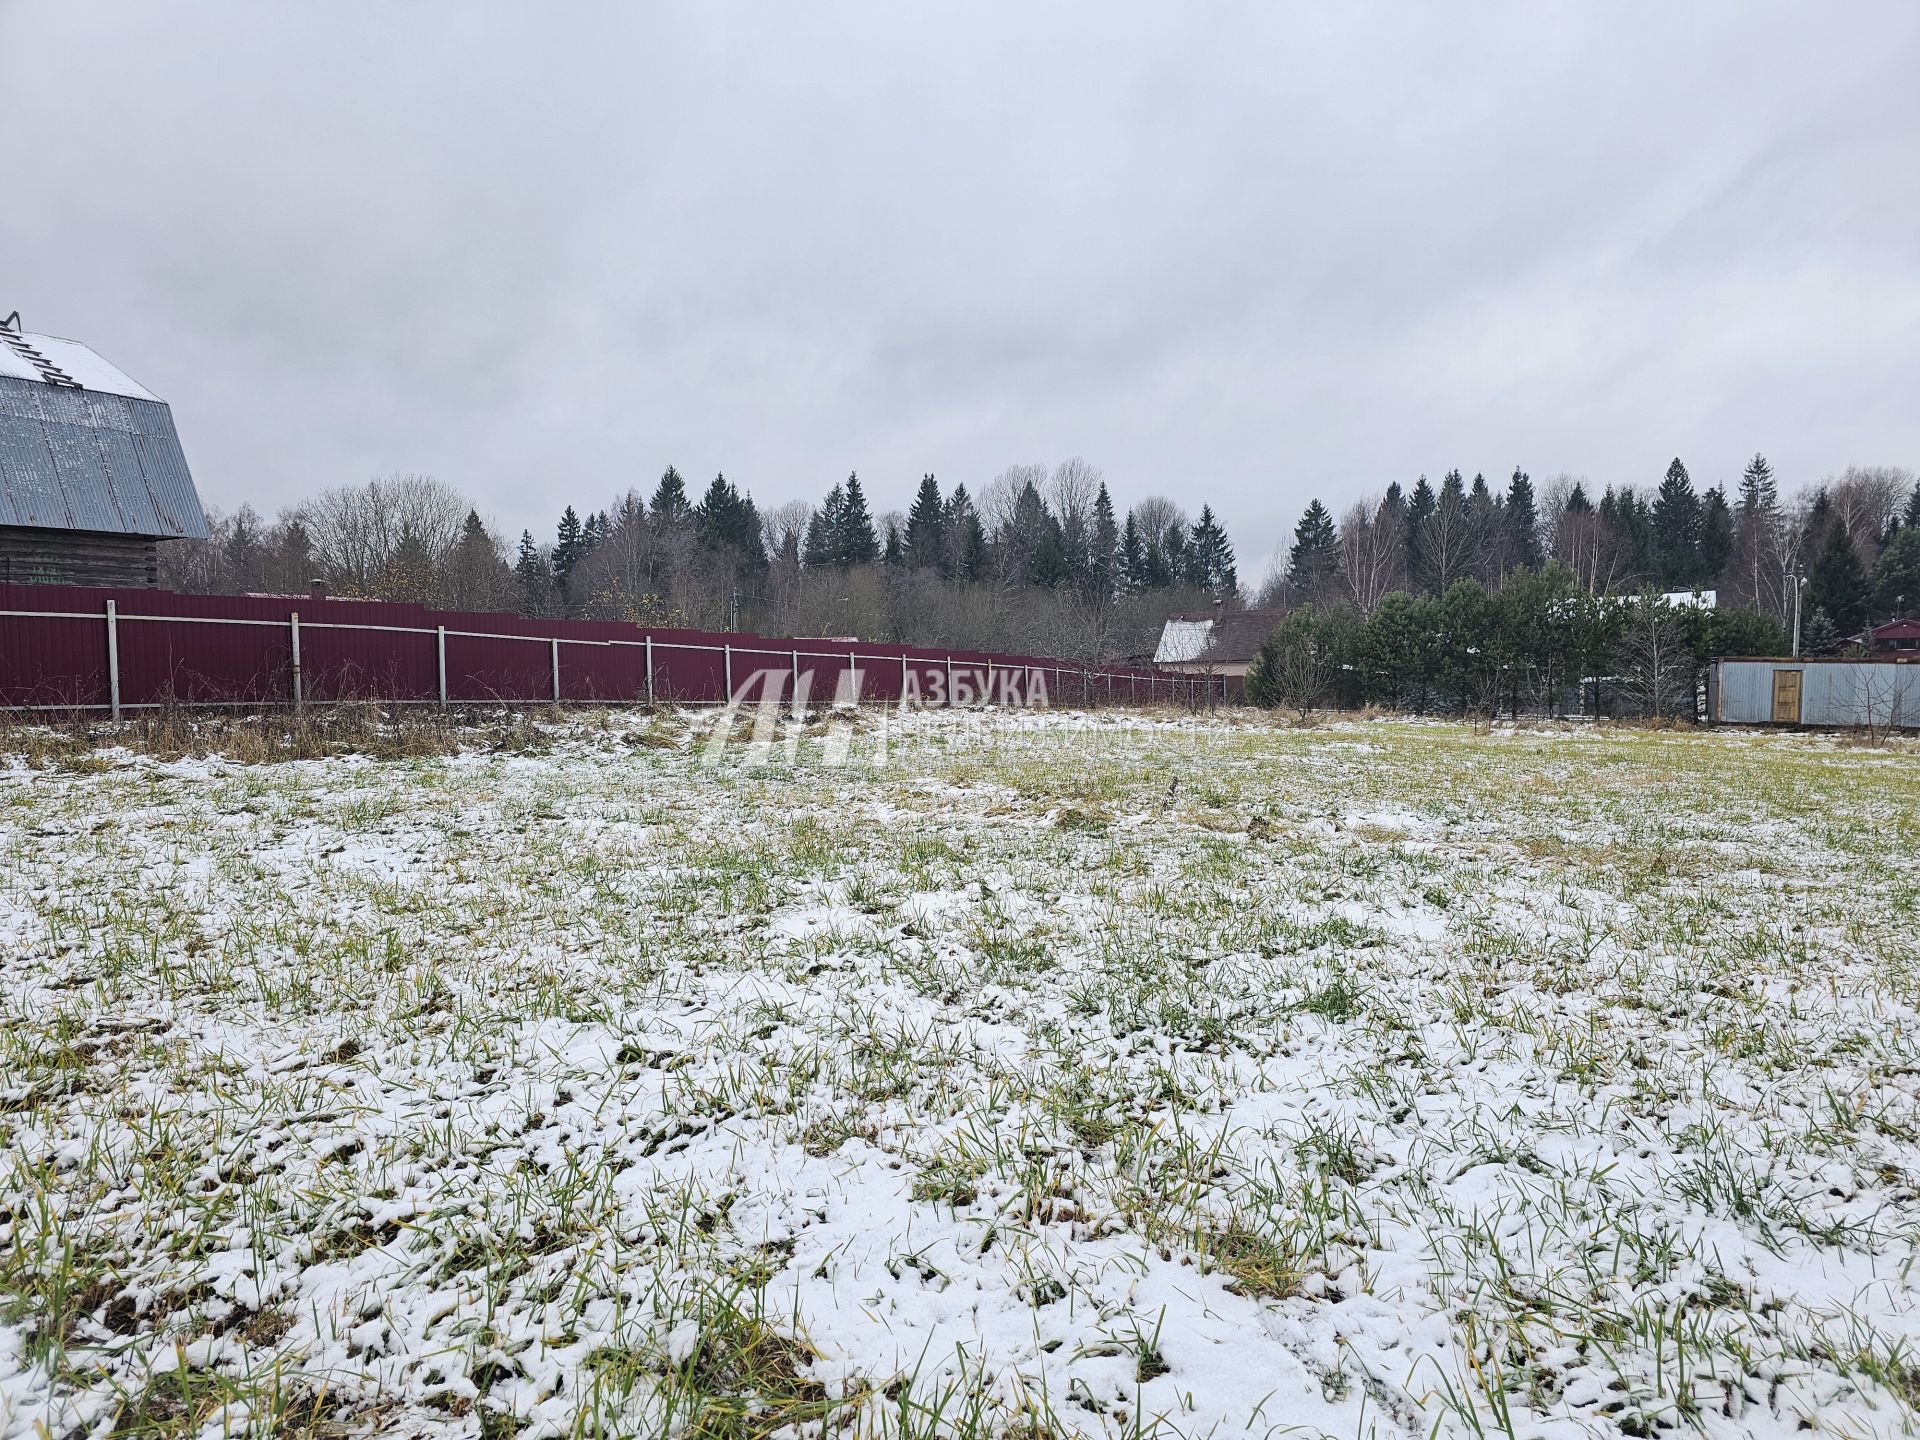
[5,3,1917,578]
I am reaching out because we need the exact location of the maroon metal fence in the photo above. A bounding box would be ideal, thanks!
[0,582,1212,715]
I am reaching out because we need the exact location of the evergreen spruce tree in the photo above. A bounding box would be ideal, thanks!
[1697,486,1734,586]
[513,530,550,617]
[553,506,585,582]
[1809,523,1870,634]
[1505,467,1541,569]
[1466,472,1497,579]
[943,484,986,581]
[1118,513,1148,594]
[1089,483,1120,599]
[694,473,768,570]
[1739,454,1779,518]
[903,474,947,571]
[1286,499,1339,599]
[1905,480,1920,531]
[957,505,986,583]
[1188,505,1236,594]
[1651,458,1702,586]
[447,510,510,611]
[883,521,903,567]
[1405,475,1436,590]
[836,473,879,566]
[1873,528,1920,615]
[1161,523,1192,589]
[1029,517,1071,588]
[803,484,844,568]
[650,466,692,527]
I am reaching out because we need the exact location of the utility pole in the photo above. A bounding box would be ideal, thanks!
[1787,568,1804,657]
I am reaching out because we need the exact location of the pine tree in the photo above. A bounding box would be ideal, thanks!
[650,466,691,527]
[1287,500,1338,599]
[1809,522,1870,634]
[903,474,947,571]
[1505,467,1541,569]
[1697,486,1734,586]
[1651,458,1701,586]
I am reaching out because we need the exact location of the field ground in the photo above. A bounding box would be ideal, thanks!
[1,707,1917,1440]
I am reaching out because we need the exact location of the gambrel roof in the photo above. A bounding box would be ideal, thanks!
[0,317,209,540]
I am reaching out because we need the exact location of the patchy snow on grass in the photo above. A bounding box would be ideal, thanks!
[1,708,1917,1439]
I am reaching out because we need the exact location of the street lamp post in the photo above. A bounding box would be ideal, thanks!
[1787,569,1805,657]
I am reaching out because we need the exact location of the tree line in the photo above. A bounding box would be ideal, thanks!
[159,460,1242,662]
[1271,458,1920,647]
[1250,458,1919,719]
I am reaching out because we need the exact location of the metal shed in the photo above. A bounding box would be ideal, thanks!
[1710,658,1920,730]
[0,313,209,587]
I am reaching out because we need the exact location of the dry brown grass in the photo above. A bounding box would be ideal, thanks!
[0,702,510,766]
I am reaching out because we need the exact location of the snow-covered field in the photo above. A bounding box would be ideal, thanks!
[2,708,1917,1440]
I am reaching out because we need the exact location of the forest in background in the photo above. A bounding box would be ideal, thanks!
[159,455,1920,676]
[158,460,1237,662]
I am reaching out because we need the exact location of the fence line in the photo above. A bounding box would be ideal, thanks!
[0,585,1217,715]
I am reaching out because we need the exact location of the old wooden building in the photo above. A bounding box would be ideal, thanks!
[0,313,208,586]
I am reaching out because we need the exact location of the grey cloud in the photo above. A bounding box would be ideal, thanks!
[3,1,1916,573]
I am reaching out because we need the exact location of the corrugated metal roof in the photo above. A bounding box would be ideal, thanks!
[0,371,209,539]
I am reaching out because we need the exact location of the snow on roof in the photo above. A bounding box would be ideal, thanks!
[0,326,161,401]
[1153,618,1214,664]
[0,317,207,540]
[1659,589,1717,609]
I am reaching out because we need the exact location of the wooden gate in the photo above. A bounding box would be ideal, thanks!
[1771,667,1803,724]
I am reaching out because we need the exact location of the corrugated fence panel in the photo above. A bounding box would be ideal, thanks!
[0,607,108,707]
[0,582,1204,712]
[1713,659,1920,728]
[1716,661,1774,723]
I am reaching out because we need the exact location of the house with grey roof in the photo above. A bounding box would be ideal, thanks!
[1152,609,1277,692]
[0,313,208,587]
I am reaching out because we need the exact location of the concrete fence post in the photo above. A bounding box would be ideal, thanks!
[901,653,908,699]
[945,654,953,707]
[105,600,121,721]
[645,635,655,705]
[986,658,995,706]
[436,626,448,707]
[290,611,303,710]
[550,638,561,703]
[791,647,799,698]
[724,644,734,701]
